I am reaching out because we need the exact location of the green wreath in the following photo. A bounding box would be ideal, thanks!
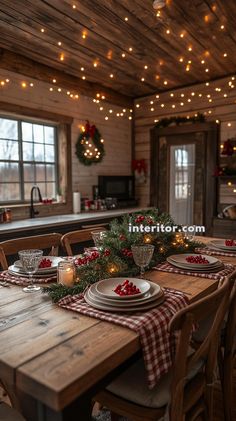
[75,121,105,166]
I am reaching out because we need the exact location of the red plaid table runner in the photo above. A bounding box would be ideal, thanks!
[0,270,57,286]
[195,247,236,258]
[58,289,188,389]
[153,262,234,282]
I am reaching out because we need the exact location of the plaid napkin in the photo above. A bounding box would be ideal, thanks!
[153,262,234,282]
[58,289,188,389]
[195,247,236,258]
[0,270,57,286]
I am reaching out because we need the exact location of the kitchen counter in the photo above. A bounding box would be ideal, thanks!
[0,207,150,235]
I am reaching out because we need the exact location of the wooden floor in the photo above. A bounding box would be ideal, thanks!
[1,371,236,420]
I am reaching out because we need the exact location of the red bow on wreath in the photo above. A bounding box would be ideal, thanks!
[85,121,96,138]
[132,159,147,174]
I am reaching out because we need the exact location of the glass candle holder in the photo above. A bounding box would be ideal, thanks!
[57,261,76,287]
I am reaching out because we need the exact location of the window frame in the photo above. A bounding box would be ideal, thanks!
[0,114,59,205]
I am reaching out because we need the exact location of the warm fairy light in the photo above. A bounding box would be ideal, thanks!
[220,25,225,30]
[164,80,168,85]
[180,32,184,38]
[0,81,5,86]
[121,52,126,58]
[181,93,184,97]
[209,99,212,102]
[40,28,45,33]
[82,31,87,39]
[191,92,195,96]
[180,102,184,106]
[170,93,174,97]
[151,107,154,111]
[105,116,108,120]
[124,17,128,21]
[30,83,34,87]
[228,122,232,127]
[53,79,57,83]
[96,93,100,97]
[109,109,113,113]
[224,93,227,97]
[172,104,176,108]
[204,15,209,23]
[150,100,154,104]
[58,88,61,92]
[136,104,140,108]
[166,29,170,34]
[110,73,114,78]
[207,94,211,98]
[144,234,152,244]
[216,119,220,124]
[156,94,159,98]
[129,116,132,120]
[228,182,232,186]
[161,103,165,107]
[49,87,53,91]
[179,57,184,62]
[141,77,145,82]
[82,76,86,80]
[21,82,27,88]
[100,139,104,143]
[201,60,205,64]
[129,47,133,52]
[144,65,148,69]
[67,91,70,95]
[206,82,209,86]
[186,65,190,71]
[188,46,192,51]
[5,79,9,82]
[99,106,103,110]
[101,95,105,99]
[205,68,209,72]
[72,4,76,9]
[156,10,161,17]
[187,98,191,102]
[58,41,62,46]
[60,53,64,61]
[93,61,98,67]
[188,60,192,64]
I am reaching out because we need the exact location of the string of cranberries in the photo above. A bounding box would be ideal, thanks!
[186,255,209,264]
[114,280,141,296]
[122,248,133,258]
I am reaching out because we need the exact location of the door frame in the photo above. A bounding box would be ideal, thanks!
[150,122,219,235]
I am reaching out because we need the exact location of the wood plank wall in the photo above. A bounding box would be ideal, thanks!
[134,75,236,207]
[0,70,132,219]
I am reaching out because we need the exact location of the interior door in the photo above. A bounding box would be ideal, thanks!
[169,143,195,225]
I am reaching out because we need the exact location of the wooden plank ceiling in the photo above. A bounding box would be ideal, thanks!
[0,0,236,99]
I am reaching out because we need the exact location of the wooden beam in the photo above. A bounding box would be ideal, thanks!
[0,48,133,108]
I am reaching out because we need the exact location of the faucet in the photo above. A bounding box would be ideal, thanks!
[30,186,42,218]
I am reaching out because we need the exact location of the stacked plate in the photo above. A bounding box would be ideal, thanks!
[84,277,165,312]
[208,239,236,253]
[167,253,223,272]
[8,256,63,278]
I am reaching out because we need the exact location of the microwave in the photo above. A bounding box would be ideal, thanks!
[98,176,135,201]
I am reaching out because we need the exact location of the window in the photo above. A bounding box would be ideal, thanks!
[0,116,58,203]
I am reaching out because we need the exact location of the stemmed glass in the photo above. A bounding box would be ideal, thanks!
[91,230,106,249]
[184,225,196,242]
[18,249,43,293]
[131,245,155,279]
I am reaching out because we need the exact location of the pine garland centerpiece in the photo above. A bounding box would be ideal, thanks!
[44,209,203,302]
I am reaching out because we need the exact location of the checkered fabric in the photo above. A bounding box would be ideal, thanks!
[153,262,234,282]
[196,247,236,258]
[0,270,57,286]
[58,288,188,389]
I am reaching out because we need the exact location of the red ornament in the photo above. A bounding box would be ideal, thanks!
[119,234,126,241]
[104,249,111,256]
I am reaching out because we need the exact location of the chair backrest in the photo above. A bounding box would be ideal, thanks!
[168,271,235,421]
[224,279,236,356]
[0,233,62,270]
[61,227,106,256]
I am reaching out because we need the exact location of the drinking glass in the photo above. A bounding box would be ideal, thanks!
[18,249,43,293]
[131,245,155,279]
[91,230,106,249]
[184,225,196,241]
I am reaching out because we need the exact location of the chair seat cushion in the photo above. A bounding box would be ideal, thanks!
[0,402,25,421]
[107,357,203,409]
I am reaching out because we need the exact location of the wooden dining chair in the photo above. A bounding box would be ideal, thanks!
[61,227,106,256]
[0,232,62,270]
[95,275,233,421]
[219,280,236,421]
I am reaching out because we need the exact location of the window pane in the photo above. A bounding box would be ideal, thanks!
[34,143,45,161]
[0,183,20,201]
[24,164,35,182]
[46,182,56,198]
[0,118,18,140]
[46,164,55,181]
[36,164,45,182]
[0,140,19,160]
[23,142,33,161]
[45,144,55,161]
[22,122,33,141]
[0,162,19,182]
[33,124,44,143]
[44,126,54,144]
[36,182,46,198]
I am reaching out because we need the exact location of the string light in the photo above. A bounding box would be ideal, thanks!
[58,41,62,46]
[40,28,45,33]
[21,82,27,88]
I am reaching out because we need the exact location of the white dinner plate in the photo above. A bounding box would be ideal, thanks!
[8,266,57,278]
[168,254,220,268]
[209,240,236,251]
[95,277,151,299]
[14,256,63,273]
[89,282,162,306]
[166,258,223,273]
[84,289,165,312]
[167,257,222,271]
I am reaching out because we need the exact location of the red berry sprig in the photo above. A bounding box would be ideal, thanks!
[75,251,100,266]
[225,239,236,247]
[186,255,209,264]
[103,249,111,256]
[39,258,52,268]
[135,215,145,223]
[114,280,141,296]
[119,234,126,241]
[121,248,133,258]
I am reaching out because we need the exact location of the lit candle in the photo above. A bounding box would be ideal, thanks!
[58,262,75,287]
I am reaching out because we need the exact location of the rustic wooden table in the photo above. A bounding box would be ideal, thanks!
[0,237,234,421]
